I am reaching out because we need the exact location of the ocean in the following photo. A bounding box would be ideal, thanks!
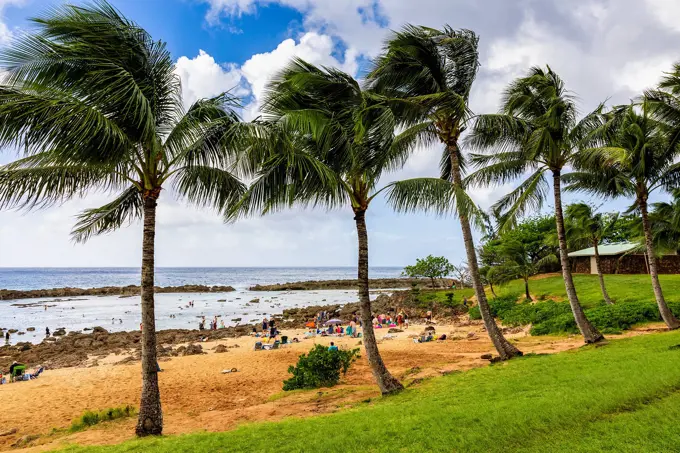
[0,267,402,345]
[0,267,402,291]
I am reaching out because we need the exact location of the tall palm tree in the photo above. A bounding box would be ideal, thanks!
[232,59,413,394]
[565,203,618,305]
[367,25,522,360]
[565,103,680,329]
[0,2,246,435]
[465,66,605,343]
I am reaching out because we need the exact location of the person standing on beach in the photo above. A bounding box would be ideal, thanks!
[262,318,269,332]
[268,324,277,343]
[45,327,50,336]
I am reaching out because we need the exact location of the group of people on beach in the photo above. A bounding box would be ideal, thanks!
[372,311,409,329]
[198,316,226,331]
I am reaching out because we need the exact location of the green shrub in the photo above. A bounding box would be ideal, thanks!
[470,294,680,336]
[283,345,360,391]
[70,405,136,432]
[469,295,520,320]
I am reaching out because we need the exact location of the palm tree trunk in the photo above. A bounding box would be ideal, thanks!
[449,147,522,359]
[490,282,497,298]
[593,241,613,305]
[552,171,604,343]
[639,196,680,329]
[135,194,163,436]
[354,209,403,394]
[524,278,530,300]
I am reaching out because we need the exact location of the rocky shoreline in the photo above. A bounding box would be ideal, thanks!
[248,277,453,291]
[0,290,474,371]
[0,284,236,301]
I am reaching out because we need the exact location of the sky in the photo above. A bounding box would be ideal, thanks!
[1,0,680,268]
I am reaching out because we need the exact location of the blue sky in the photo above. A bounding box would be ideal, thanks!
[1,0,680,268]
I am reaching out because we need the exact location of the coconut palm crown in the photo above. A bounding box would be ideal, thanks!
[0,1,246,435]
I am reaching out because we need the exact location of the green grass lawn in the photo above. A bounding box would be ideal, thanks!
[58,330,680,453]
[500,273,680,309]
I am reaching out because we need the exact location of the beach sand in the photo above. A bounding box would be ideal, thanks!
[0,322,666,452]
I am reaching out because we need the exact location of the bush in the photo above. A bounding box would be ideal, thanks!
[70,405,136,432]
[283,345,360,391]
[468,295,519,320]
[470,294,680,336]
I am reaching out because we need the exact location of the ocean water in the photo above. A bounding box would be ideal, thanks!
[0,267,402,291]
[0,267,402,345]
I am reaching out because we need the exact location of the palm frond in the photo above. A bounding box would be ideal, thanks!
[0,161,120,210]
[384,177,456,216]
[71,184,142,243]
[493,169,548,232]
[173,165,246,215]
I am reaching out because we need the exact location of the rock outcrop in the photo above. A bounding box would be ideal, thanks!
[1,284,236,301]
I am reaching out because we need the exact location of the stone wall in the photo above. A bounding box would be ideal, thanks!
[571,257,591,274]
[571,254,680,274]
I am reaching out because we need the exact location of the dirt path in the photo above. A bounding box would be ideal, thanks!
[0,322,666,452]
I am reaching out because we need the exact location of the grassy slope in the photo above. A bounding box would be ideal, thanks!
[501,273,680,309]
[60,331,680,453]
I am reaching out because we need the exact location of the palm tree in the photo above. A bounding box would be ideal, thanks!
[465,66,605,344]
[367,25,522,360]
[232,59,411,394]
[565,203,618,305]
[565,103,680,329]
[0,2,246,435]
[496,240,557,300]
[649,189,680,254]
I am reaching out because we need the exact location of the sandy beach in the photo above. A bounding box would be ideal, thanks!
[0,320,664,452]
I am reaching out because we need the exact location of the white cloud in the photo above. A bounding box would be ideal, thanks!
[174,50,246,108]
[240,31,358,118]
[0,0,24,44]
[644,0,680,33]
[615,57,674,93]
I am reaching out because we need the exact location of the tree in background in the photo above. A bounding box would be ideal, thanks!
[368,25,522,360]
[479,215,558,299]
[466,66,605,344]
[602,213,641,244]
[567,101,680,329]
[649,189,680,254]
[452,263,472,288]
[565,203,619,305]
[402,255,455,288]
[0,3,247,435]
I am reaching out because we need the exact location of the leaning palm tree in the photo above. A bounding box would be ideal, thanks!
[565,203,618,305]
[465,66,605,343]
[565,103,680,329]
[0,2,246,435]
[232,59,412,394]
[367,26,522,359]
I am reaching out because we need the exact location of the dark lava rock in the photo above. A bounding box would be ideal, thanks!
[26,327,35,332]
[213,344,229,353]
[176,344,205,356]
